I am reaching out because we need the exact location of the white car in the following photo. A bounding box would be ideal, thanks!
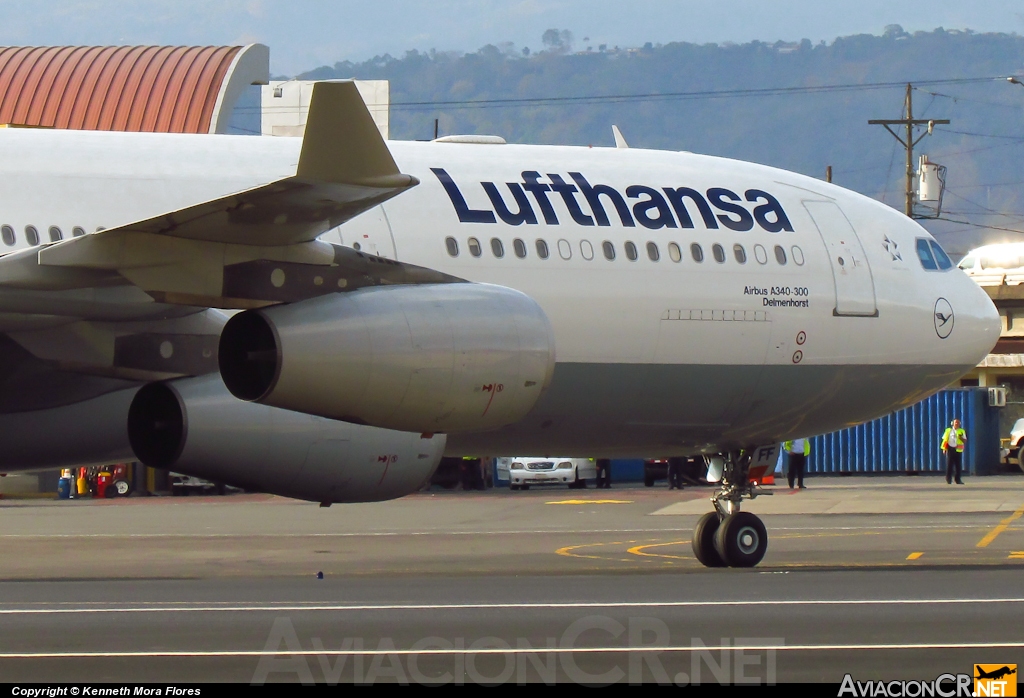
[508,457,597,490]
[958,242,1024,286]
[1006,419,1024,471]
[170,473,228,496]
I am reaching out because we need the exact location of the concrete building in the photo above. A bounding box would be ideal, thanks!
[261,79,389,139]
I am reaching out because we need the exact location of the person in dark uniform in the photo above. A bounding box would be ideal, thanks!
[595,458,612,488]
[784,439,809,489]
[667,457,685,490]
[941,418,967,485]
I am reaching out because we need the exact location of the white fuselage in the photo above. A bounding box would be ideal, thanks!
[0,129,1001,455]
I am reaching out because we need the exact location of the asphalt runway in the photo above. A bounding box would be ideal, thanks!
[1,477,1023,684]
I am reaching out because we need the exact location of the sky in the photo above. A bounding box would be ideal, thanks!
[1,0,1022,75]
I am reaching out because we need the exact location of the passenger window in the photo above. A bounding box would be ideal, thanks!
[602,240,616,260]
[668,242,682,263]
[929,240,952,270]
[513,238,527,258]
[754,244,768,265]
[557,239,572,260]
[624,241,638,261]
[445,236,459,257]
[580,240,594,260]
[646,242,660,261]
[536,239,549,259]
[491,237,504,258]
[690,243,704,263]
[1,225,14,246]
[712,243,726,263]
[792,245,805,266]
[774,245,787,265]
[48,226,62,242]
[916,238,937,270]
[72,226,86,237]
[733,244,747,264]
[352,242,362,251]
[24,225,38,246]
[468,237,482,257]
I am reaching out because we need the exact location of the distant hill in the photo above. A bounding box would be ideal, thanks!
[299,27,1024,255]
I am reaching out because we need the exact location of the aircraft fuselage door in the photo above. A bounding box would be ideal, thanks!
[325,205,398,259]
[803,200,877,317]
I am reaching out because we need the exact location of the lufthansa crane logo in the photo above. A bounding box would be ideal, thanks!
[934,297,954,339]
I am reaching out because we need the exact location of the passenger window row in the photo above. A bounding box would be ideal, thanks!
[0,225,91,247]
[445,236,805,267]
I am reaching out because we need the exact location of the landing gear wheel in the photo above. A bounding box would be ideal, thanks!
[1017,445,1024,474]
[713,512,768,568]
[691,511,726,568]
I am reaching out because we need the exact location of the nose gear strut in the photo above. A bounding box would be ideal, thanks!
[691,449,772,568]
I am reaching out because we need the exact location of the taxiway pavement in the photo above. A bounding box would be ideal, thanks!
[1,476,1022,683]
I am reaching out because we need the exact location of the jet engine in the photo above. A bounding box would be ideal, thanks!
[127,374,446,503]
[218,283,556,433]
[0,388,138,470]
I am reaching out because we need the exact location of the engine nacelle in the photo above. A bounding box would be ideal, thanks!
[0,388,137,470]
[127,374,446,504]
[218,283,555,433]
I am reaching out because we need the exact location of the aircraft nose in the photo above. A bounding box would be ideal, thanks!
[946,273,1000,367]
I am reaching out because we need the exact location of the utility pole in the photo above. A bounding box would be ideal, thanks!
[868,83,949,218]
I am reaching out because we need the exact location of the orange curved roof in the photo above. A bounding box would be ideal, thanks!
[0,46,241,133]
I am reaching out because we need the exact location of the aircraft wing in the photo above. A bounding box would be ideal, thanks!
[48,80,418,248]
[0,81,459,408]
[18,80,458,310]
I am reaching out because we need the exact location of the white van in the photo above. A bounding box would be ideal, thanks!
[957,243,1024,286]
[507,457,597,490]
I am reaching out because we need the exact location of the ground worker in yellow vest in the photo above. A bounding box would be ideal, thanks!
[940,418,967,485]
[783,439,810,489]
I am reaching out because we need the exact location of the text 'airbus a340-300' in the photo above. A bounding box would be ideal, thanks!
[0,82,998,567]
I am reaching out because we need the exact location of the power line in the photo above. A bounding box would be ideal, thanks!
[934,127,1024,140]
[914,88,1024,110]
[949,180,1024,190]
[933,217,1024,235]
[388,76,1004,111]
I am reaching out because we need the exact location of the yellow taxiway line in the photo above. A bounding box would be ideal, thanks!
[626,540,692,561]
[545,499,632,505]
[976,503,1024,548]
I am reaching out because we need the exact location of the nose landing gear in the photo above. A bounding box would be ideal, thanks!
[691,450,771,568]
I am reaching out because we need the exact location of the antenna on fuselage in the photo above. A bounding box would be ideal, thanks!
[611,125,629,149]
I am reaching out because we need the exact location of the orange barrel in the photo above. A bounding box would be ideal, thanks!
[96,472,111,499]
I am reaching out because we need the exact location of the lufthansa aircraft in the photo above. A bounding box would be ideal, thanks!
[0,82,1000,567]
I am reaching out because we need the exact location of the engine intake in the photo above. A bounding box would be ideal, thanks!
[218,283,555,433]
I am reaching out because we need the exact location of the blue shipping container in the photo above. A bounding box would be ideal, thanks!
[807,388,1001,475]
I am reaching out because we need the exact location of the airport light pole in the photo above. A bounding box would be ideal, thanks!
[869,83,949,218]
